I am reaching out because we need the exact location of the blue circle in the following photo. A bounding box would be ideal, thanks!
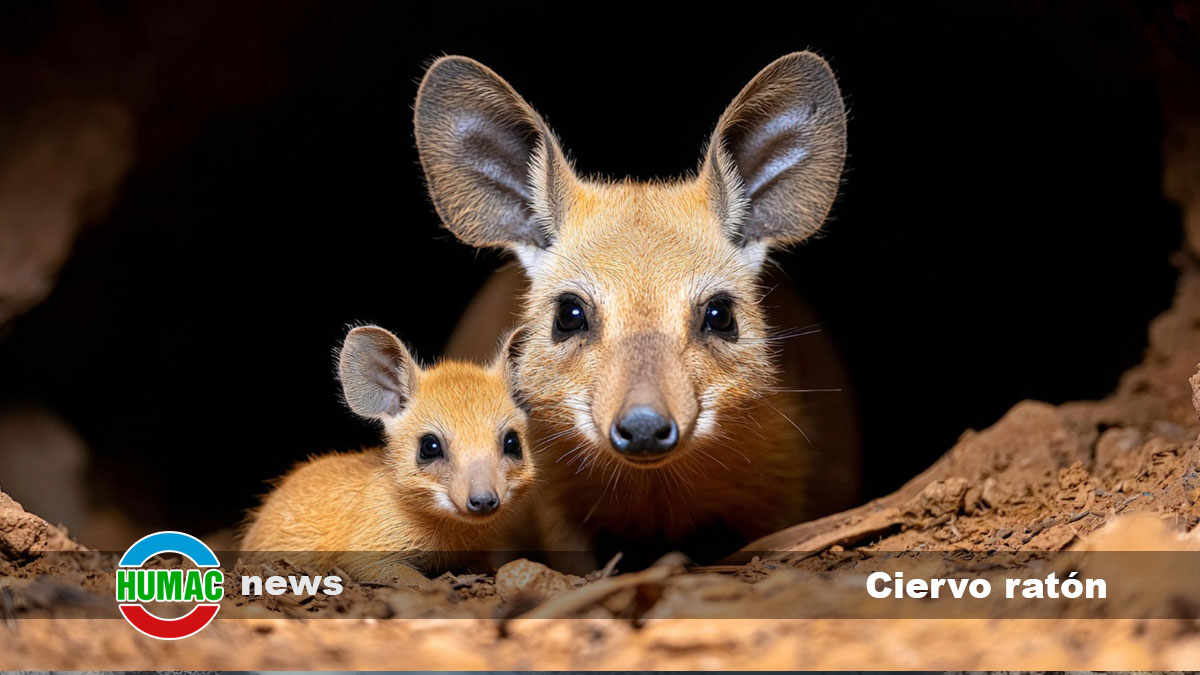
[118,531,219,567]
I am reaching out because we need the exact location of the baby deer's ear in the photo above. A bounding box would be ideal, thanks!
[339,325,419,419]
[492,325,531,414]
[703,52,847,249]
[415,56,577,261]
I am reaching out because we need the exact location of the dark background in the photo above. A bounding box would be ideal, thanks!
[0,2,1182,536]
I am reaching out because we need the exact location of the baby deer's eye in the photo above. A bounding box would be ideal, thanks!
[552,294,588,340]
[417,433,444,463]
[702,296,737,340]
[502,429,522,459]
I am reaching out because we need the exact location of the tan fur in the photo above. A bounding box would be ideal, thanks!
[513,181,858,550]
[418,54,862,562]
[242,333,536,580]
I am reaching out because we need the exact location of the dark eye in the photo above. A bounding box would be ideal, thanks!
[552,294,588,339]
[502,429,522,459]
[417,433,444,463]
[702,297,737,339]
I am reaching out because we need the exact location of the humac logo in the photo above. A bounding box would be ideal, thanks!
[115,531,224,639]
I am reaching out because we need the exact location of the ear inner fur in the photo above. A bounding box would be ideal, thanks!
[338,326,417,419]
[414,55,575,251]
[704,51,847,246]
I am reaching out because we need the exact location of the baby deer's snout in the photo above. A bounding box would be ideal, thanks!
[458,460,502,516]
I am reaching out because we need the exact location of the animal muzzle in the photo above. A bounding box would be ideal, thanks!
[466,490,499,515]
[461,461,501,516]
[602,333,693,462]
[610,404,678,459]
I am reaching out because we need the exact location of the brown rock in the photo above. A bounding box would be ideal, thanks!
[901,477,968,526]
[980,477,1010,508]
[962,485,984,515]
[495,558,574,602]
[0,489,84,559]
[1057,461,1090,491]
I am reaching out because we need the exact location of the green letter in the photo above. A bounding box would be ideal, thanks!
[183,569,204,602]
[136,570,156,603]
[115,569,136,603]
[204,569,225,602]
[156,569,183,601]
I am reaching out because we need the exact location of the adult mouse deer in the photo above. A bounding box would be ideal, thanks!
[415,53,861,564]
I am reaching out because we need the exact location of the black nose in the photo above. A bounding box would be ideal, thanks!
[610,405,679,458]
[466,491,499,514]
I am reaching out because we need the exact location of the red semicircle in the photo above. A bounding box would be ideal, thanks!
[119,603,220,639]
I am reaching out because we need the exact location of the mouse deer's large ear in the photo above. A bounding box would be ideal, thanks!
[702,52,847,250]
[414,56,577,261]
[339,325,419,420]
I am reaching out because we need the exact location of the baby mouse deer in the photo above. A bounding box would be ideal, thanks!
[241,325,536,580]
[415,53,862,564]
